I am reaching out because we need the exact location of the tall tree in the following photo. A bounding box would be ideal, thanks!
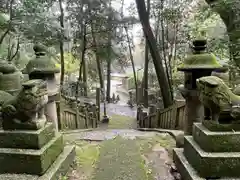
[106,0,112,103]
[142,0,150,107]
[90,20,104,91]
[125,26,138,103]
[135,0,173,108]
[58,0,65,86]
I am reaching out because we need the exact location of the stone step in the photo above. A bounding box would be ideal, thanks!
[0,123,55,149]
[193,123,240,152]
[173,148,205,180]
[38,145,75,180]
[184,136,240,178]
[0,145,76,180]
[173,148,240,180]
[0,134,63,175]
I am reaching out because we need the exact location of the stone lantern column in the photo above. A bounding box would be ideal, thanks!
[177,39,225,135]
[23,44,60,133]
[0,61,22,96]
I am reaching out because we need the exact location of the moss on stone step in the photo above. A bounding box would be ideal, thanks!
[92,136,149,180]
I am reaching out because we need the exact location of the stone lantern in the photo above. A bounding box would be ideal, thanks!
[23,43,60,132]
[177,39,225,135]
[0,61,22,96]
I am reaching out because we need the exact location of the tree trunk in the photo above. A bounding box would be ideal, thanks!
[159,0,173,100]
[82,22,87,96]
[82,57,87,96]
[135,0,173,108]
[58,0,65,86]
[90,22,104,91]
[205,0,240,68]
[77,21,87,97]
[125,26,138,104]
[106,2,112,103]
[142,0,150,108]
[106,56,111,102]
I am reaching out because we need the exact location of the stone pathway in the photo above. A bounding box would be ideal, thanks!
[63,86,179,180]
[92,137,148,180]
[64,129,177,180]
[64,129,158,142]
[100,103,137,118]
[145,143,174,180]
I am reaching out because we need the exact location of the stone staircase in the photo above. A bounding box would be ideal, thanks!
[173,121,240,180]
[0,123,75,180]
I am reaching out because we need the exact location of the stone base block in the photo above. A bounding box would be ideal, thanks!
[0,134,63,175]
[173,148,205,180]
[0,145,76,180]
[0,123,54,149]
[202,120,240,132]
[193,123,240,152]
[184,136,240,178]
[173,148,240,180]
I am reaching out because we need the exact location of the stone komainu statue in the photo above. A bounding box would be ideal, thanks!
[1,79,49,130]
[196,75,240,123]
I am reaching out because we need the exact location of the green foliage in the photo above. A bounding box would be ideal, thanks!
[187,2,229,60]
[55,53,79,74]
[0,12,9,29]
[14,0,62,46]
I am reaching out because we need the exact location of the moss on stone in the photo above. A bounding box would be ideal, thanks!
[92,136,149,180]
[0,90,13,106]
[202,120,240,131]
[0,134,63,175]
[104,114,137,129]
[178,53,222,70]
[184,136,240,178]
[137,134,175,156]
[40,134,64,175]
[0,123,55,149]
[23,48,60,75]
[75,141,99,168]
[193,123,240,152]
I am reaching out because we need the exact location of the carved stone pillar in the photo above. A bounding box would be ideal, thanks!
[23,43,60,133]
[177,39,225,135]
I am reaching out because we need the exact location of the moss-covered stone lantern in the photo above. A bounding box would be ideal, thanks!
[0,60,22,96]
[23,43,60,132]
[177,39,225,135]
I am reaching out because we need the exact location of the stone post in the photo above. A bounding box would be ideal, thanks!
[149,104,156,128]
[177,39,225,135]
[23,43,60,133]
[96,88,101,122]
[129,91,133,106]
[44,77,60,132]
